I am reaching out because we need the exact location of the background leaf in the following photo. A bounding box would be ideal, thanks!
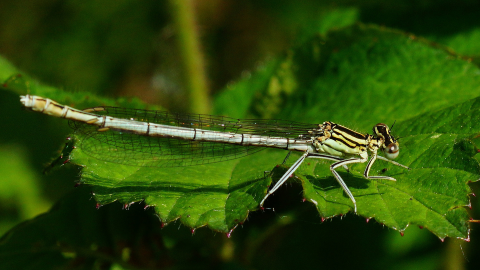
[0,186,233,269]
[2,1,480,269]
[26,24,475,240]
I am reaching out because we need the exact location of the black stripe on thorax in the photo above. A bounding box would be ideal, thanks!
[331,124,368,141]
[326,123,367,149]
[330,132,366,148]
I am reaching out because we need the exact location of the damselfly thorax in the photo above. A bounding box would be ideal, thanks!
[21,95,409,213]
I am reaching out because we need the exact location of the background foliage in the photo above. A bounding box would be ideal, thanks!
[1,0,480,269]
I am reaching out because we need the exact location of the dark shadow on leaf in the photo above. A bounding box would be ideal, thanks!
[87,177,267,196]
[306,172,370,192]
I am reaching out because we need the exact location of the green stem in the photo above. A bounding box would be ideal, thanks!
[168,0,211,114]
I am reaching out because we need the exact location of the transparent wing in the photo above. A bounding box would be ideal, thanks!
[70,106,318,167]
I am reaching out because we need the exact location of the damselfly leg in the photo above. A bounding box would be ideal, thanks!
[260,150,409,213]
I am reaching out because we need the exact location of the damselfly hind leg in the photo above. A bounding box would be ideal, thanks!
[259,152,308,207]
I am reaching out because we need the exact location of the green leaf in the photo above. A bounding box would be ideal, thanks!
[297,96,480,239]
[0,186,227,269]
[72,143,287,232]
[199,24,480,238]
[215,24,480,126]
[1,72,162,112]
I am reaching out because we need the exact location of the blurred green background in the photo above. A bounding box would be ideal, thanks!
[1,0,480,269]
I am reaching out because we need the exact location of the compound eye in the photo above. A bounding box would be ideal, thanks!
[384,143,399,159]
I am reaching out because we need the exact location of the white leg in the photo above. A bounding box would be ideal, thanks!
[376,155,410,169]
[305,154,367,213]
[330,158,368,213]
[364,154,410,181]
[259,152,409,212]
[259,152,308,207]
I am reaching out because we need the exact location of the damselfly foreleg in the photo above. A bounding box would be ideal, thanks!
[364,153,410,181]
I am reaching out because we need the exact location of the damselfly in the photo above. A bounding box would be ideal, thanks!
[20,95,410,212]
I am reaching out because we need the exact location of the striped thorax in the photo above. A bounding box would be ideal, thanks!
[306,121,400,162]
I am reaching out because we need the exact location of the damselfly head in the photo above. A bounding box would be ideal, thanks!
[373,123,400,160]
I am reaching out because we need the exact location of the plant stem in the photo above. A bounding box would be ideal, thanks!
[168,0,211,114]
